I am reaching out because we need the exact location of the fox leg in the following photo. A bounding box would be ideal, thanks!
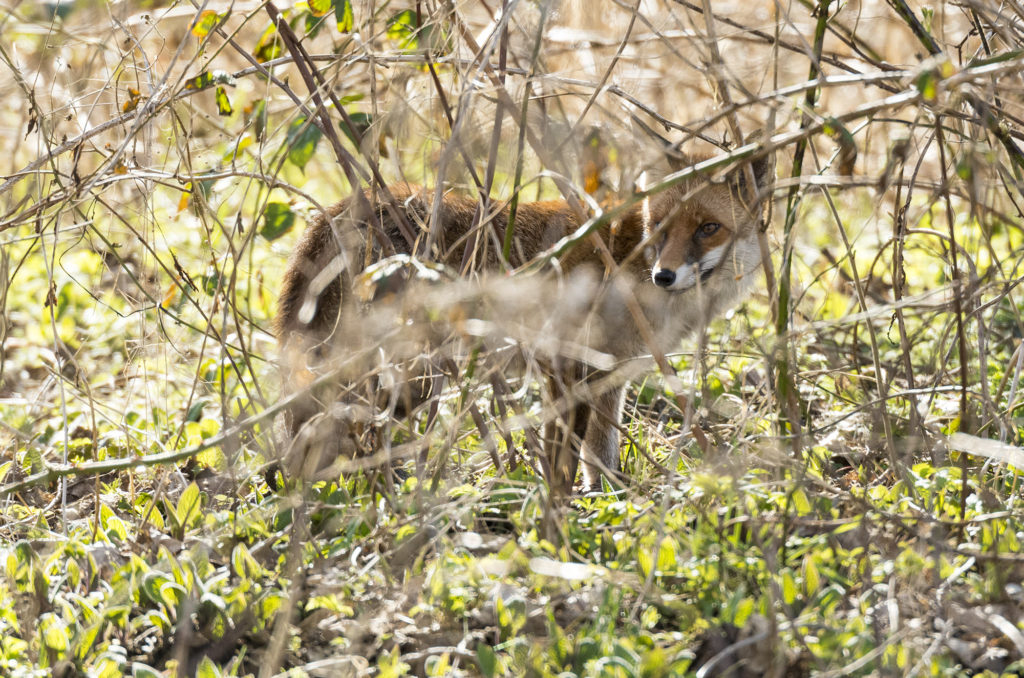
[580,383,627,491]
[543,374,590,496]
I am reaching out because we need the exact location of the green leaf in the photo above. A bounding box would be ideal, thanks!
[105,515,129,542]
[201,266,220,296]
[140,572,169,607]
[956,158,973,181]
[136,496,164,530]
[260,202,296,241]
[476,644,497,678]
[377,648,411,678]
[214,86,232,116]
[336,93,364,105]
[577,637,602,666]
[339,112,372,146]
[914,70,938,102]
[159,582,188,612]
[56,281,72,319]
[273,506,293,530]
[943,415,961,435]
[162,497,183,532]
[967,49,1023,69]
[185,399,207,422]
[254,24,282,62]
[286,117,322,171]
[920,6,934,34]
[335,0,354,32]
[260,591,287,622]
[104,605,131,629]
[144,610,172,633]
[87,656,116,678]
[305,11,329,39]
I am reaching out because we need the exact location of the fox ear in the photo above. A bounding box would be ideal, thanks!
[665,147,691,173]
[729,131,775,198]
[749,151,775,191]
[743,129,775,189]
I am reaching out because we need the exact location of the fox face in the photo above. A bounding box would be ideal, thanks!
[649,214,736,291]
[643,158,771,293]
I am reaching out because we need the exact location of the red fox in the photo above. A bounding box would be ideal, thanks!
[275,152,773,491]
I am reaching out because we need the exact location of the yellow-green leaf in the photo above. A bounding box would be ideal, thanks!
[214,86,232,116]
[386,10,418,51]
[191,10,223,38]
[335,0,354,32]
[176,481,202,529]
[308,0,332,17]
[804,556,821,596]
[791,488,811,516]
[733,597,754,627]
[40,614,70,651]
[231,543,263,580]
[637,546,653,578]
[781,569,797,605]
[656,536,677,571]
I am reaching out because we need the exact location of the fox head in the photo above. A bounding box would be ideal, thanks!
[643,154,773,292]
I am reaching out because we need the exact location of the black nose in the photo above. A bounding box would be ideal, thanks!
[653,269,675,288]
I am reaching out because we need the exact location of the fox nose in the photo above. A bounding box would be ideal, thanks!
[653,269,676,288]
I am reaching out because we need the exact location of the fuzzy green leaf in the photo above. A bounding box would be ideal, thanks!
[260,202,296,241]
[286,117,322,171]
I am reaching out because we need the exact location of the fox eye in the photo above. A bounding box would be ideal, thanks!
[696,222,721,238]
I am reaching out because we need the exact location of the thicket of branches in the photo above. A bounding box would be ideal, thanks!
[2,0,1024,674]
